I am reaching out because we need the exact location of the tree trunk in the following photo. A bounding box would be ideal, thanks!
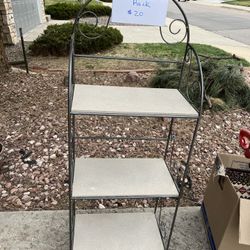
[0,27,10,74]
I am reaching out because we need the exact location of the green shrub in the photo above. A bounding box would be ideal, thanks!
[151,60,250,111]
[151,69,180,89]
[29,23,123,56]
[45,2,111,20]
[203,62,249,108]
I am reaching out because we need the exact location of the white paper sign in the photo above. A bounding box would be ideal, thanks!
[111,0,168,26]
[111,0,169,26]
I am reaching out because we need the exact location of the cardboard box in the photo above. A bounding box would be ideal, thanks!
[202,153,250,250]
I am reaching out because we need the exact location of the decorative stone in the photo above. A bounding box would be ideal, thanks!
[50,154,56,159]
[40,125,45,131]
[125,71,140,83]
[22,195,31,202]
[98,204,105,209]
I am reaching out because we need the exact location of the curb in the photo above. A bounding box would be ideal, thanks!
[190,1,250,12]
[221,3,250,12]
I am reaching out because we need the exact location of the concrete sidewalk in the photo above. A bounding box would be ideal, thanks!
[23,20,71,42]
[24,18,250,63]
[0,207,210,250]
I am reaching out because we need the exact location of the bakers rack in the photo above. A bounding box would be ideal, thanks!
[67,0,204,249]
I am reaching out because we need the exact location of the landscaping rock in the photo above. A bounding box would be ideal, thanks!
[0,71,249,211]
[125,71,140,82]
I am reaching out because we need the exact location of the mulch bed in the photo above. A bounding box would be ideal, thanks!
[0,70,249,211]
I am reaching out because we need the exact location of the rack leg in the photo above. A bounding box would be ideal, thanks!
[68,114,74,250]
[158,198,163,225]
[72,115,76,162]
[164,118,174,160]
[165,119,200,250]
[69,199,73,250]
[154,198,159,214]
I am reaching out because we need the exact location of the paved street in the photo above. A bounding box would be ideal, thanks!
[168,1,250,45]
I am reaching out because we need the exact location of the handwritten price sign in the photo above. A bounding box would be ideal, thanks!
[111,0,169,26]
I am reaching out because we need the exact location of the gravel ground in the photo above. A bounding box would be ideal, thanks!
[5,42,30,64]
[0,70,249,211]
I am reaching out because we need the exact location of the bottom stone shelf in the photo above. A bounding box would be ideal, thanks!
[73,212,164,250]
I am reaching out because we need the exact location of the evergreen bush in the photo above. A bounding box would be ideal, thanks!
[151,60,250,111]
[45,2,111,20]
[29,23,123,56]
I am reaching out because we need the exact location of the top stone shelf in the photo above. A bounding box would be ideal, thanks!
[71,84,198,118]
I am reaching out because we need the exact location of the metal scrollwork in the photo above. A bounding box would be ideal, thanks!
[184,45,193,63]
[73,0,190,45]
[73,1,111,40]
[77,11,102,40]
[179,45,204,113]
[70,0,203,113]
[160,0,190,45]
[160,18,188,44]
[79,11,100,27]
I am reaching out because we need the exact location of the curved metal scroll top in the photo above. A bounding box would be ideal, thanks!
[76,10,111,40]
[73,0,190,45]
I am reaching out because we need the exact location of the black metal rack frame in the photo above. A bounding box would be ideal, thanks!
[67,0,204,249]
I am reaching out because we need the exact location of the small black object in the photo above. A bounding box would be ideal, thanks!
[19,149,25,155]
[186,174,192,189]
[28,159,37,165]
[177,174,192,189]
[19,149,37,166]
[21,151,32,160]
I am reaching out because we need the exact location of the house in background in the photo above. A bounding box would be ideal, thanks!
[0,0,46,44]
